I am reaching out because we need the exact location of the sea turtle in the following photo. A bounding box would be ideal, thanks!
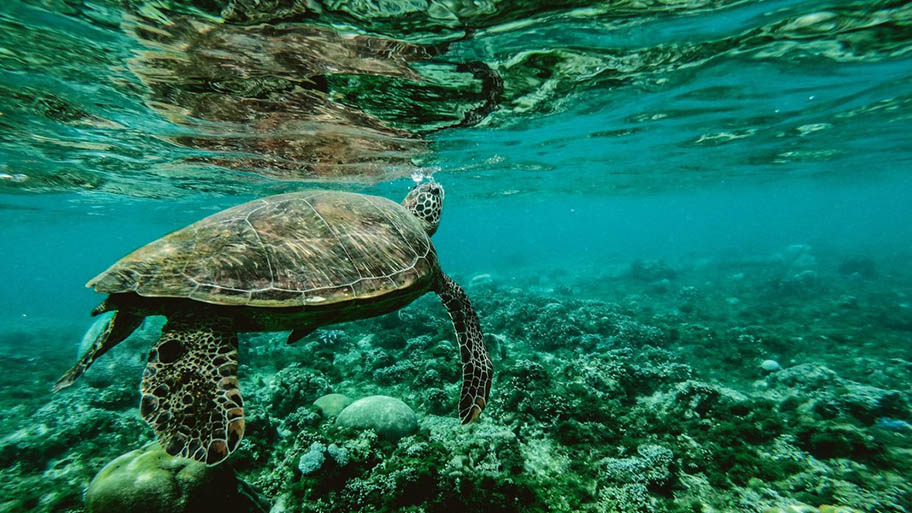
[53,182,492,465]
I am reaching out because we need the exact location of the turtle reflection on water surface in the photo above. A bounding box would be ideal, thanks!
[54,182,493,465]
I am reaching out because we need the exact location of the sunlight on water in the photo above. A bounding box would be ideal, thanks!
[1,0,910,196]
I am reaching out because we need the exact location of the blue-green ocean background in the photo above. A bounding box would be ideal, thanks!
[2,0,912,511]
[5,179,912,325]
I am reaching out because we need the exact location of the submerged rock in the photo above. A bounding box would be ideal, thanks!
[779,269,819,293]
[761,359,782,372]
[821,383,909,424]
[629,259,676,281]
[85,444,257,513]
[767,363,840,391]
[313,393,353,418]
[837,256,878,278]
[598,444,674,487]
[335,395,418,441]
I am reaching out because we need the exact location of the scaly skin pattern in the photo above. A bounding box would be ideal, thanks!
[402,181,444,236]
[140,314,244,465]
[436,273,493,424]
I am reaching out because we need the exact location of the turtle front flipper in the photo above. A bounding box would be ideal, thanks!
[141,315,244,466]
[53,310,143,392]
[286,326,316,345]
[435,273,493,424]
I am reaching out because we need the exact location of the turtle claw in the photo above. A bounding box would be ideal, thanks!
[52,369,79,393]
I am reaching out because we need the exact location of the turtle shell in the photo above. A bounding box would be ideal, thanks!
[88,191,438,307]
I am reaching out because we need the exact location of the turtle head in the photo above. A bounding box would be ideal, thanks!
[403,181,444,236]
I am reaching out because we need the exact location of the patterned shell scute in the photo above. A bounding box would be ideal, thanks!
[88,191,436,307]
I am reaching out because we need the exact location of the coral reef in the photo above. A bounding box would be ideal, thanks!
[0,245,910,512]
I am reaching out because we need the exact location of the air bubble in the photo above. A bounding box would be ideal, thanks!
[0,173,27,183]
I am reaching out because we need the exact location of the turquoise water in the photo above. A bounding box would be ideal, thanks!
[1,1,912,512]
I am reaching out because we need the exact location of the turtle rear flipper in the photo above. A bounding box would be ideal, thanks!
[435,273,493,424]
[140,315,244,466]
[53,310,143,392]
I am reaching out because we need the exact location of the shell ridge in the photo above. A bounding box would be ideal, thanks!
[131,254,432,303]
[364,195,423,259]
[94,192,436,307]
[299,195,364,294]
[242,203,276,291]
[179,202,267,301]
